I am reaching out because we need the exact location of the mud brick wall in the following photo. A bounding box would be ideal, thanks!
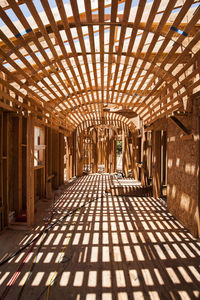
[167,114,200,237]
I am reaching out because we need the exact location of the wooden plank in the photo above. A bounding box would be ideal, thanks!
[152,130,161,198]
[2,112,9,226]
[170,116,191,135]
[26,115,34,226]
[59,133,64,185]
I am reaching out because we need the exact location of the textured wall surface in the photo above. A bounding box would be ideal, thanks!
[167,115,199,237]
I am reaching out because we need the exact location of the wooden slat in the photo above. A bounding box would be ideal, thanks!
[133,0,197,111]
[0,0,199,131]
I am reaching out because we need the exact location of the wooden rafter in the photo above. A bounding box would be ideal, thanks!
[0,0,199,130]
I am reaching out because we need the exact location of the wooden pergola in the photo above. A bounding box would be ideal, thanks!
[0,0,199,134]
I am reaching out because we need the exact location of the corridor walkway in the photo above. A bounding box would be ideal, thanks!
[0,174,200,300]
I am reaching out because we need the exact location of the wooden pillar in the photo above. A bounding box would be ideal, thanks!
[129,134,134,178]
[132,135,137,179]
[26,115,34,226]
[22,117,27,210]
[98,139,101,164]
[59,133,64,185]
[66,136,73,180]
[88,133,92,172]
[141,132,148,185]
[52,130,59,189]
[45,127,53,199]
[3,112,9,227]
[152,130,161,198]
[65,137,70,180]
[105,129,109,173]
[101,139,106,166]
[161,131,167,187]
[77,131,84,176]
[122,131,129,177]
[18,117,22,212]
[10,116,22,214]
[92,128,98,173]
[72,131,76,177]
[109,130,114,173]
[111,132,117,173]
[45,127,49,197]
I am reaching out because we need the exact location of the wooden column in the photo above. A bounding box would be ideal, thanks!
[132,135,138,180]
[22,117,27,210]
[2,112,9,227]
[26,115,34,226]
[104,129,109,173]
[113,135,117,173]
[109,130,114,173]
[122,131,129,177]
[45,127,53,199]
[52,130,59,189]
[77,131,84,176]
[9,116,23,214]
[101,138,106,166]
[92,128,98,173]
[152,130,161,198]
[45,127,49,197]
[129,134,134,178]
[141,132,148,185]
[18,117,22,212]
[98,139,102,164]
[66,136,73,180]
[88,133,92,172]
[65,137,70,180]
[72,131,76,177]
[59,133,64,185]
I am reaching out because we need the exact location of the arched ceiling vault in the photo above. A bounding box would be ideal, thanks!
[0,0,200,134]
[77,115,133,134]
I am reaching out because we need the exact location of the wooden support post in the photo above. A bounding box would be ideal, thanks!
[109,130,114,173]
[129,134,134,178]
[66,137,70,180]
[152,130,161,198]
[72,131,76,177]
[49,128,52,180]
[10,116,23,214]
[141,132,148,185]
[77,131,84,176]
[0,112,3,231]
[161,131,167,188]
[68,136,73,179]
[26,115,34,226]
[18,117,22,212]
[122,131,129,177]
[132,135,138,180]
[92,128,98,173]
[45,127,49,197]
[45,127,54,199]
[102,140,104,166]
[113,137,117,173]
[52,130,59,189]
[59,133,64,185]
[105,129,109,173]
[41,128,45,197]
[22,117,27,210]
[89,133,92,172]
[3,112,9,226]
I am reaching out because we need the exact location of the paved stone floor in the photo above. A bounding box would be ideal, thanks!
[0,174,200,300]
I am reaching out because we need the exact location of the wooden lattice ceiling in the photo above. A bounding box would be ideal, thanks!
[0,0,200,134]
